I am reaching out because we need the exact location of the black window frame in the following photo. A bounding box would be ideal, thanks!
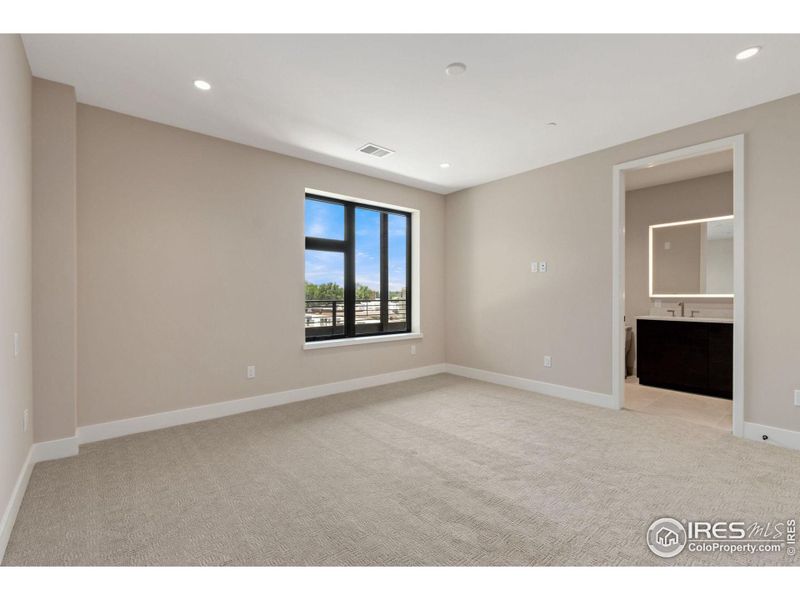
[304,193,412,342]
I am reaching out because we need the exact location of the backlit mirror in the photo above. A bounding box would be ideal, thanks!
[649,215,734,297]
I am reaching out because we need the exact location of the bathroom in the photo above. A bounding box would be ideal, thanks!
[624,149,734,430]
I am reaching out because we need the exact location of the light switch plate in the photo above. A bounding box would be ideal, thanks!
[247,365,256,379]
[544,355,552,368]
[795,390,800,407]
[531,261,538,273]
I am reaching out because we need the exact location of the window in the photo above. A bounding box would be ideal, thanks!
[304,194,411,342]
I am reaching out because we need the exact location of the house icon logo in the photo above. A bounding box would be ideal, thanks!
[647,517,687,558]
[656,527,679,546]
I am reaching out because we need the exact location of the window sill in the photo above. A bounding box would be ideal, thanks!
[303,332,423,350]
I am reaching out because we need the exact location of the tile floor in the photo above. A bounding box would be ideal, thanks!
[624,376,732,431]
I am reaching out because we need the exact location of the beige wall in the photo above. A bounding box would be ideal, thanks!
[0,35,32,552]
[32,78,77,442]
[76,105,445,427]
[626,172,733,322]
[445,93,800,430]
[24,76,800,436]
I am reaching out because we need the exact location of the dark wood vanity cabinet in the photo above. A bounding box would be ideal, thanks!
[636,318,733,399]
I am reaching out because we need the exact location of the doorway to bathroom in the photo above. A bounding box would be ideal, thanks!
[611,136,744,435]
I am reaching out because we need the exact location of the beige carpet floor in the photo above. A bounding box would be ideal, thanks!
[4,374,799,566]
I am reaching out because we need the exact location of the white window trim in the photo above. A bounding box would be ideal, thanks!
[303,332,423,350]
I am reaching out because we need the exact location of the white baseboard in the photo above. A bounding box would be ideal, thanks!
[0,436,79,564]
[0,446,34,565]
[32,436,80,463]
[445,363,617,410]
[743,422,800,451]
[47,362,613,452]
[78,363,448,445]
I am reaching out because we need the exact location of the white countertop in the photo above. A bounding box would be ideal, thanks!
[636,315,733,324]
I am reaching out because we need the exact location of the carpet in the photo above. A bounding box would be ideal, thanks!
[4,374,799,565]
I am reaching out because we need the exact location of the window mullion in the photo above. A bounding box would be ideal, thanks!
[305,237,346,252]
[344,204,356,337]
[380,212,389,332]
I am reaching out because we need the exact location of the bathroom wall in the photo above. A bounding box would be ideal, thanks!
[625,172,733,323]
[651,222,703,295]
[704,237,734,294]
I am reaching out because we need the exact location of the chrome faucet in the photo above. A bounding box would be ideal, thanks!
[678,301,685,317]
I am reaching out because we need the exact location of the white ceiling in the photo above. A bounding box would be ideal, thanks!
[625,150,733,191]
[21,34,800,194]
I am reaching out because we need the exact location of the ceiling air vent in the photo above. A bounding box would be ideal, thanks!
[358,143,395,158]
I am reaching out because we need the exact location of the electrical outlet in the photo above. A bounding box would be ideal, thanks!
[530,261,538,273]
[23,409,29,433]
[410,344,416,355]
[795,390,800,407]
[247,365,256,379]
[539,261,547,273]
[544,355,552,368]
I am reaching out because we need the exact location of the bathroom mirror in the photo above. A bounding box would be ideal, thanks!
[649,215,734,298]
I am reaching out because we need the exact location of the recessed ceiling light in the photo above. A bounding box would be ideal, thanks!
[445,63,467,77]
[193,79,212,91]
[736,46,761,61]
[440,162,451,169]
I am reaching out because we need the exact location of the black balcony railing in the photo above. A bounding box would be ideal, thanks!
[305,299,407,337]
